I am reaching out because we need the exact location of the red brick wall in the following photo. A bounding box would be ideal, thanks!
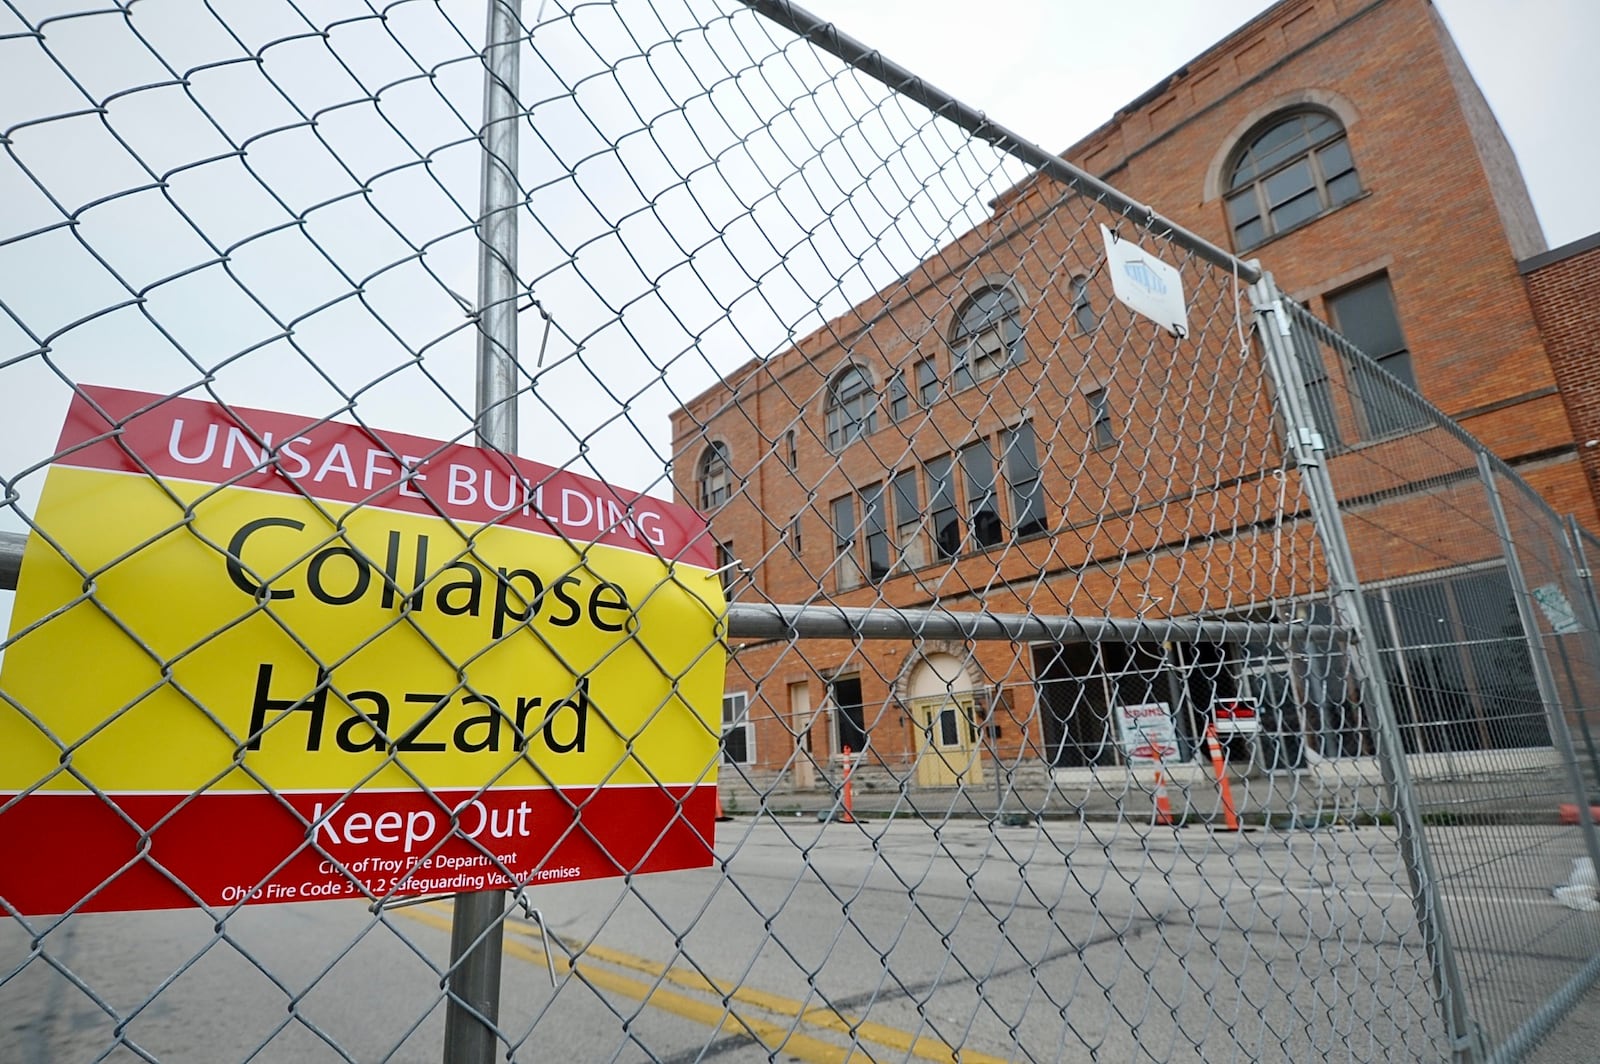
[1525,240,1600,528]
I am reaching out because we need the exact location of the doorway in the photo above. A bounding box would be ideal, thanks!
[906,652,983,788]
[828,674,868,756]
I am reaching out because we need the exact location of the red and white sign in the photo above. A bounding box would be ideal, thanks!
[1,386,726,915]
[1115,702,1179,763]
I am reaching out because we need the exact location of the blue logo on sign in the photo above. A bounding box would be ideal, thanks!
[1122,259,1167,296]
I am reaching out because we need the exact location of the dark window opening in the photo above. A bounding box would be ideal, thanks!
[960,440,1002,550]
[915,358,939,406]
[927,455,960,560]
[831,494,861,590]
[831,675,869,754]
[862,481,890,582]
[887,371,910,422]
[1071,275,1097,335]
[721,692,752,764]
[1327,274,1425,437]
[891,470,923,570]
[1087,389,1114,450]
[1003,422,1047,538]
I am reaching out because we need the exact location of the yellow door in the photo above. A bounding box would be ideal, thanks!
[912,696,984,788]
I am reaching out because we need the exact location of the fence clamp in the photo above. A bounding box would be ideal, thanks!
[1269,298,1292,337]
[1294,427,1324,469]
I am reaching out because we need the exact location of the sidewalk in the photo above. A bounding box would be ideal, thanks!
[720,757,1583,829]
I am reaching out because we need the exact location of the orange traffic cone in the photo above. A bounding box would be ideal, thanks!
[714,787,732,822]
[840,746,856,824]
[1153,770,1175,826]
[1204,724,1241,832]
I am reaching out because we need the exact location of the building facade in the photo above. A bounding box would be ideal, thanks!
[671,0,1600,793]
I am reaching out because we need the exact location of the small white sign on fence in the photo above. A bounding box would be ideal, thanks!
[1115,702,1180,763]
[1101,224,1188,337]
[1532,583,1584,635]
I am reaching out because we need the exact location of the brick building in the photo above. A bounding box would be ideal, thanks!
[1523,233,1600,498]
[670,0,1600,793]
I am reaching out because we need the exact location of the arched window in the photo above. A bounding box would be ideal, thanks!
[825,364,877,449]
[1225,109,1360,249]
[950,284,1024,389]
[698,441,731,510]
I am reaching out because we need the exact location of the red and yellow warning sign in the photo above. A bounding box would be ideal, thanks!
[0,386,726,914]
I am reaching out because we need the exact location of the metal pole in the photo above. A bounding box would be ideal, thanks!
[1563,515,1600,788]
[444,2,520,1061]
[1478,453,1600,882]
[1249,274,1483,1063]
[1,530,21,589]
[723,600,1337,645]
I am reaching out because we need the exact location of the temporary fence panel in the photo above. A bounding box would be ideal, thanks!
[1270,294,1600,1059]
[0,2,1594,1063]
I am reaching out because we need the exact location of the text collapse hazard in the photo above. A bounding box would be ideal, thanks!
[0,386,726,915]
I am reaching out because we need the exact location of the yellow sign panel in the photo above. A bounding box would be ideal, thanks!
[6,466,726,792]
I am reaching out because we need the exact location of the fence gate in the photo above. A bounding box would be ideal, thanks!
[2,2,1598,1062]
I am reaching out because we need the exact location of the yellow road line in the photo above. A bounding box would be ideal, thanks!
[500,920,1000,1064]
[400,906,857,1063]
[400,905,1010,1064]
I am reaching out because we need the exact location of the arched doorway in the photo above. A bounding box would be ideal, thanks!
[906,652,984,788]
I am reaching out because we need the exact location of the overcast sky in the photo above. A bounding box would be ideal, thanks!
[796,0,1600,250]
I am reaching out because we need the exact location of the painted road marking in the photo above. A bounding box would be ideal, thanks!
[400,905,1009,1063]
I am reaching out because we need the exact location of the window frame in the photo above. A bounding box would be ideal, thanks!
[1002,422,1048,539]
[887,370,910,422]
[698,441,732,511]
[1070,275,1098,336]
[1225,108,1361,250]
[926,454,961,561]
[915,358,939,407]
[1086,389,1115,451]
[949,284,1025,390]
[891,469,924,571]
[716,539,737,597]
[1325,274,1425,439]
[825,364,878,451]
[831,493,862,590]
[959,440,1003,551]
[721,691,755,765]
[861,481,891,583]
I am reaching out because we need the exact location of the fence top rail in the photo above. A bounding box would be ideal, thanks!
[727,601,1341,644]
[740,0,1261,284]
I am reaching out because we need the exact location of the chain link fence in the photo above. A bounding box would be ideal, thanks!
[2,1,1598,1061]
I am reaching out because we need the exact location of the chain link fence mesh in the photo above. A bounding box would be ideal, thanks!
[0,1,1595,1061]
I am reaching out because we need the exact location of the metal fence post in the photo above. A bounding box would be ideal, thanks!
[1564,514,1600,786]
[443,1,521,1061]
[1249,273,1483,1063]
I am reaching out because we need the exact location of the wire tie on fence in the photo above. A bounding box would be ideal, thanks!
[513,893,558,987]
[707,556,744,580]
[368,892,462,913]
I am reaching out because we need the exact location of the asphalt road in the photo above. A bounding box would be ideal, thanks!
[4,817,1598,1062]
